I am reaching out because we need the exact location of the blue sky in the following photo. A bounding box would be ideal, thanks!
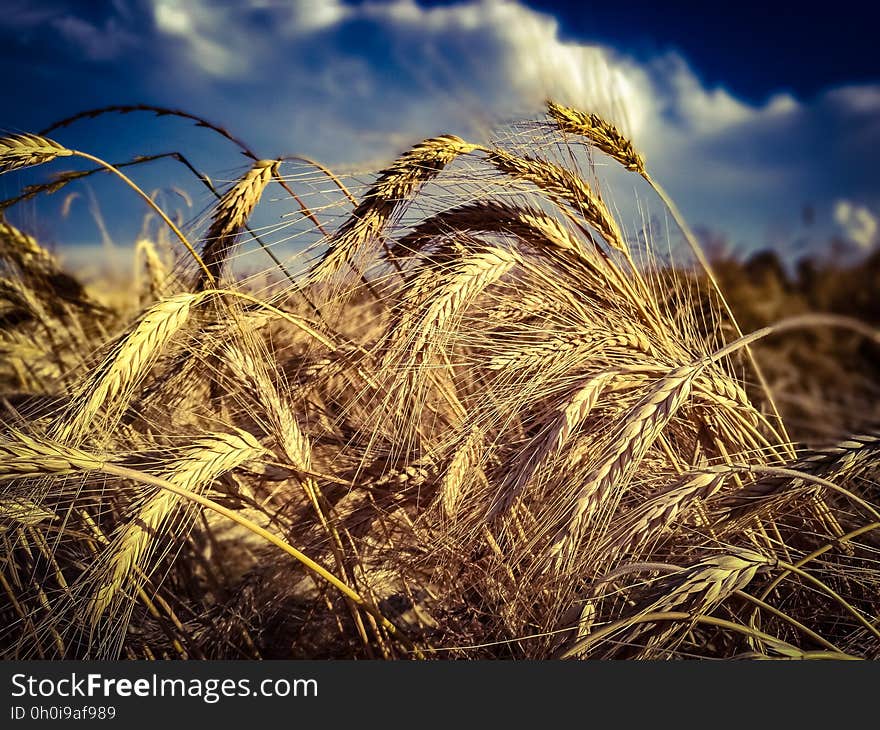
[2,0,879,265]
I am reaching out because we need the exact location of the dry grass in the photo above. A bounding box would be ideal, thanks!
[0,102,877,660]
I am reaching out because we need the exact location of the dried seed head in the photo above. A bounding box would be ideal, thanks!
[0,134,73,173]
[199,159,279,286]
[546,101,645,175]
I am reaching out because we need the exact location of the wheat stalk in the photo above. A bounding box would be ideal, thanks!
[311,135,478,282]
[198,160,279,287]
[0,132,213,282]
[0,134,74,173]
[51,292,205,443]
[89,428,266,623]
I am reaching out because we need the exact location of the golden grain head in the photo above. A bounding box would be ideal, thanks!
[0,134,73,173]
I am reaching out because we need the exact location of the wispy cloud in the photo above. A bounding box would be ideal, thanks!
[50,15,138,60]
[151,0,246,77]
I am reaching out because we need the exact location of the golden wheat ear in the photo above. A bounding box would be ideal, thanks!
[482,148,628,254]
[0,216,59,271]
[198,159,279,288]
[545,101,645,174]
[311,134,478,283]
[89,428,266,625]
[0,134,73,173]
[0,497,57,528]
[50,292,206,444]
[135,238,168,299]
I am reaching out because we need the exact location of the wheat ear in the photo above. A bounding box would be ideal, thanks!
[0,429,106,478]
[482,148,627,253]
[616,465,735,557]
[52,292,205,443]
[89,429,265,623]
[0,134,74,173]
[438,426,483,518]
[0,431,409,650]
[0,497,57,527]
[393,246,517,359]
[551,366,698,561]
[223,343,311,470]
[0,216,61,273]
[545,101,645,173]
[492,372,614,518]
[546,101,794,457]
[135,238,168,299]
[566,549,773,658]
[395,200,586,258]
[198,159,279,287]
[311,135,477,282]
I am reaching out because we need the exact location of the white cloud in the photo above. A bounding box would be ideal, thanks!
[480,1,652,136]
[138,0,814,153]
[834,200,878,249]
[647,53,800,136]
[825,86,880,114]
[283,0,350,33]
[151,0,245,77]
[132,0,880,250]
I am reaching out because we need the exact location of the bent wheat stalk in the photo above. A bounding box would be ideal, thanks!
[89,429,266,623]
[0,431,413,651]
[51,292,208,443]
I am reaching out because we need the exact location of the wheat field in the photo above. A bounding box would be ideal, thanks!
[0,102,878,659]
